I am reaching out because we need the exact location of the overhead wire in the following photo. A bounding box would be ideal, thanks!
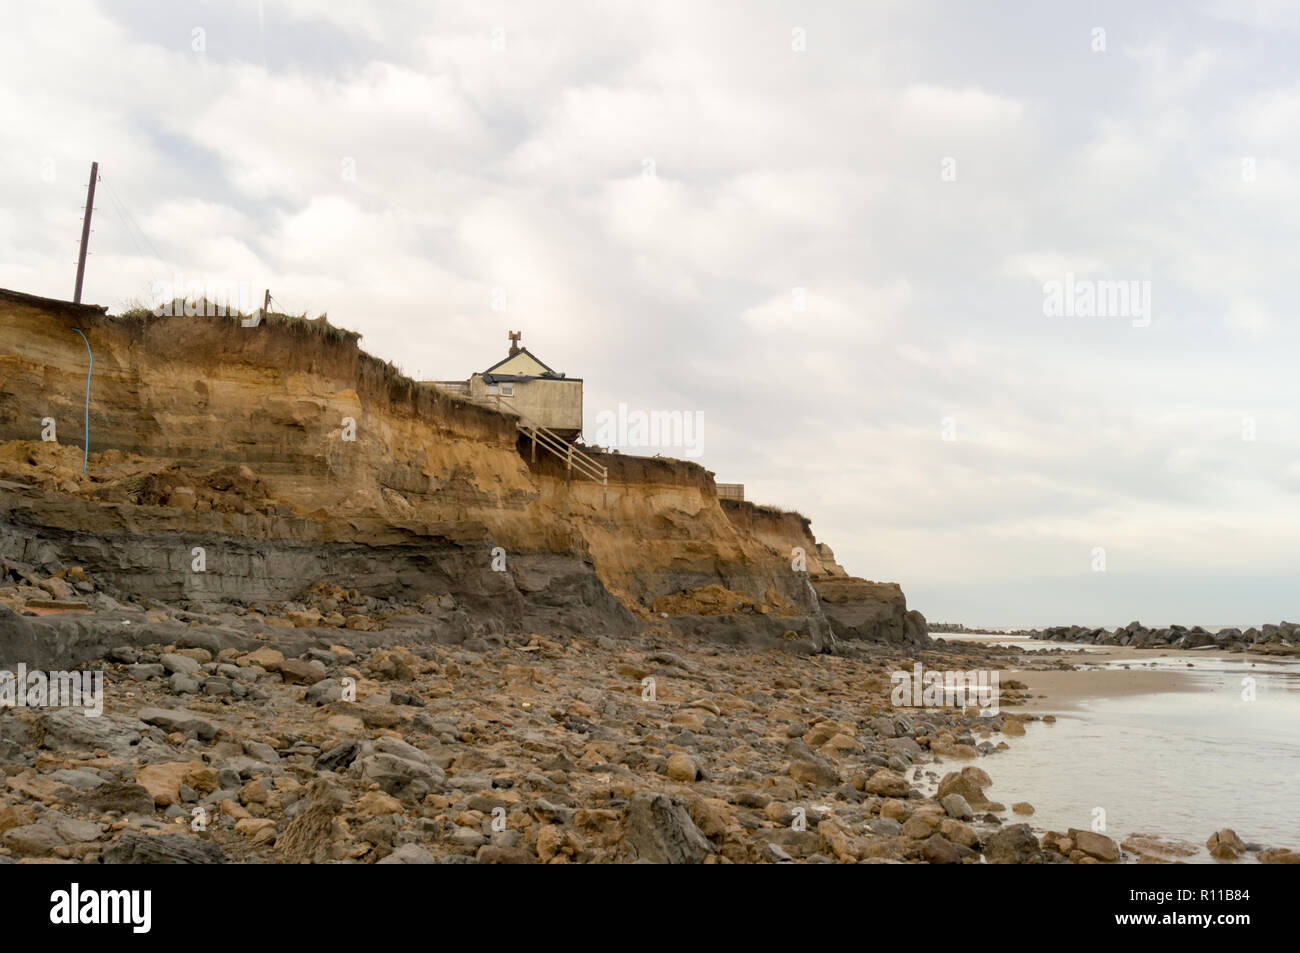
[97,172,171,309]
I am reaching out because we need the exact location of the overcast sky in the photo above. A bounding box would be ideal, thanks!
[3,0,1298,627]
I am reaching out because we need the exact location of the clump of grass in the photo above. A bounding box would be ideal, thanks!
[746,500,809,522]
[113,295,156,321]
[260,310,359,345]
[108,298,360,346]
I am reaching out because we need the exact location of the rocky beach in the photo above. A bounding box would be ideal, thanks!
[0,591,1026,865]
[3,571,1298,865]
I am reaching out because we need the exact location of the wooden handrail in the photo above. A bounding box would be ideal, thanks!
[491,395,608,498]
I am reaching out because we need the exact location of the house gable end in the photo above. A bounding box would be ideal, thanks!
[482,347,555,377]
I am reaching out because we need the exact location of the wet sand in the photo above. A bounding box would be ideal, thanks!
[1002,646,1251,711]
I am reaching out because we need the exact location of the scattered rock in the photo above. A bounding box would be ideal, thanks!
[1120,833,1198,863]
[73,781,156,815]
[984,824,1041,864]
[624,793,713,864]
[863,768,909,796]
[1069,828,1119,862]
[103,830,228,864]
[790,760,840,787]
[159,653,202,676]
[1258,848,1300,864]
[280,658,327,685]
[937,767,992,809]
[137,707,218,741]
[378,843,437,864]
[1206,828,1245,860]
[921,833,962,864]
[940,793,974,820]
[666,753,699,782]
[135,762,209,807]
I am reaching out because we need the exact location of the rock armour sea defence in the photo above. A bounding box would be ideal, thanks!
[1017,620,1300,654]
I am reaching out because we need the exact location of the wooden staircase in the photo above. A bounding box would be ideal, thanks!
[489,395,608,505]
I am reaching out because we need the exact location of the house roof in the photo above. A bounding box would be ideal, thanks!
[482,346,557,376]
[482,372,583,384]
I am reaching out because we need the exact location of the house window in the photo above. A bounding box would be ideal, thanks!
[500,383,514,397]
[487,383,499,395]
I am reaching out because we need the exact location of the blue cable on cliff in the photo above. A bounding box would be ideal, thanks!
[71,328,91,473]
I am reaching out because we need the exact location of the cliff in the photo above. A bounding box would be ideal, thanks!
[0,288,925,651]
[720,499,928,645]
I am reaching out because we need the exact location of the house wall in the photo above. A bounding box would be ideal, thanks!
[469,375,583,435]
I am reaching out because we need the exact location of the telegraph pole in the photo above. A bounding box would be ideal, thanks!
[73,161,98,304]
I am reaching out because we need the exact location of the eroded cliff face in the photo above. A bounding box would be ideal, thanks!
[0,289,912,651]
[720,500,847,578]
[720,499,929,646]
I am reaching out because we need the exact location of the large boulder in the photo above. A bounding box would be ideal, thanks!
[1206,828,1245,860]
[864,769,910,797]
[137,707,219,741]
[623,792,713,864]
[39,709,159,759]
[104,830,228,864]
[351,752,445,800]
[0,605,39,666]
[1069,828,1120,862]
[984,823,1042,864]
[937,766,993,809]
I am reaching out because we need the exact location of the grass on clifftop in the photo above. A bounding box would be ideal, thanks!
[112,298,359,346]
[722,497,806,519]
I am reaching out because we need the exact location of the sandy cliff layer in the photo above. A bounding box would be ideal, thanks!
[718,499,847,577]
[0,288,925,649]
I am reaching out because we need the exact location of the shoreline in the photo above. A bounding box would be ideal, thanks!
[1021,643,1294,711]
[976,643,1300,863]
[1006,645,1226,712]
